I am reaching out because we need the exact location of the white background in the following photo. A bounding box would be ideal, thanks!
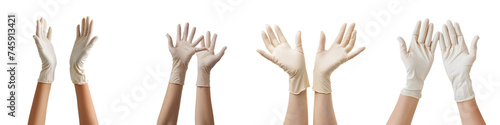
[1,0,499,125]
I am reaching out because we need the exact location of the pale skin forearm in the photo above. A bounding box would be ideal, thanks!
[457,98,486,125]
[28,82,52,125]
[74,84,98,125]
[195,87,214,125]
[313,92,337,125]
[284,90,308,125]
[157,83,183,125]
[387,94,419,125]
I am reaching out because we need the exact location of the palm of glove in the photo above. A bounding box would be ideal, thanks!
[314,44,348,75]
[170,41,198,65]
[196,51,220,71]
[442,43,475,80]
[271,43,307,76]
[401,43,434,81]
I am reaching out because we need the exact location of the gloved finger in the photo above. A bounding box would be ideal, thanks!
[188,27,196,43]
[431,32,440,54]
[216,46,227,60]
[340,23,355,47]
[182,23,189,41]
[275,25,288,45]
[439,33,446,53]
[76,25,80,38]
[176,24,181,43]
[256,49,274,62]
[265,24,279,47]
[418,19,429,44]
[192,35,204,47]
[206,31,211,48]
[318,31,326,52]
[397,36,409,57]
[295,30,303,52]
[86,17,90,36]
[261,31,274,53]
[82,17,86,36]
[334,23,347,44]
[88,20,93,37]
[446,20,457,45]
[47,27,52,40]
[200,36,205,48]
[42,18,47,37]
[36,20,40,36]
[412,20,421,45]
[442,24,451,48]
[469,36,479,56]
[211,34,217,51]
[345,30,357,52]
[425,23,434,47]
[454,22,468,52]
[194,47,207,52]
[346,47,365,60]
[166,33,174,49]
[85,36,99,52]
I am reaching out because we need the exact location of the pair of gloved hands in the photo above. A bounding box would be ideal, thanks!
[399,19,478,102]
[167,23,227,87]
[257,24,365,94]
[34,17,97,85]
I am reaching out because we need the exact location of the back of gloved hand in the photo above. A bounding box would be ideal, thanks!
[70,17,98,85]
[257,24,309,94]
[313,23,366,94]
[439,21,478,102]
[398,19,439,99]
[33,18,56,83]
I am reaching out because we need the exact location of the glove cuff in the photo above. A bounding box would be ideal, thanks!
[169,61,187,85]
[451,75,475,102]
[196,67,210,87]
[400,79,424,99]
[312,70,332,94]
[38,63,56,83]
[289,71,310,94]
[70,65,87,85]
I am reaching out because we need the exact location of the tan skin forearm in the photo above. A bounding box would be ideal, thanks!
[195,87,214,125]
[28,82,52,125]
[284,90,308,125]
[313,92,337,125]
[157,83,183,125]
[74,84,98,125]
[387,94,419,125]
[457,98,486,125]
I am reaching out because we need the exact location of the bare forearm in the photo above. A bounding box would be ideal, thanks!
[195,87,214,125]
[157,83,183,125]
[313,92,336,125]
[387,94,419,125]
[74,84,98,125]
[28,82,52,125]
[284,90,308,125]
[457,98,485,125]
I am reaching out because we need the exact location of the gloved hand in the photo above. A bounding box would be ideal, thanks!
[33,18,56,83]
[70,17,98,85]
[312,23,366,94]
[439,20,478,102]
[398,19,439,99]
[196,31,227,87]
[257,24,309,94]
[168,23,206,85]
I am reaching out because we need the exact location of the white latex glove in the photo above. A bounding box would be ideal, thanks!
[439,20,478,102]
[33,18,56,83]
[196,32,227,87]
[70,17,98,85]
[398,19,439,99]
[257,24,309,94]
[167,23,206,85]
[313,23,366,94]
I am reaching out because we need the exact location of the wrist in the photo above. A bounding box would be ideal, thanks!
[196,67,211,87]
[312,70,332,94]
[400,79,424,99]
[70,65,87,85]
[451,75,474,102]
[38,63,56,83]
[169,61,188,85]
[289,70,310,94]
